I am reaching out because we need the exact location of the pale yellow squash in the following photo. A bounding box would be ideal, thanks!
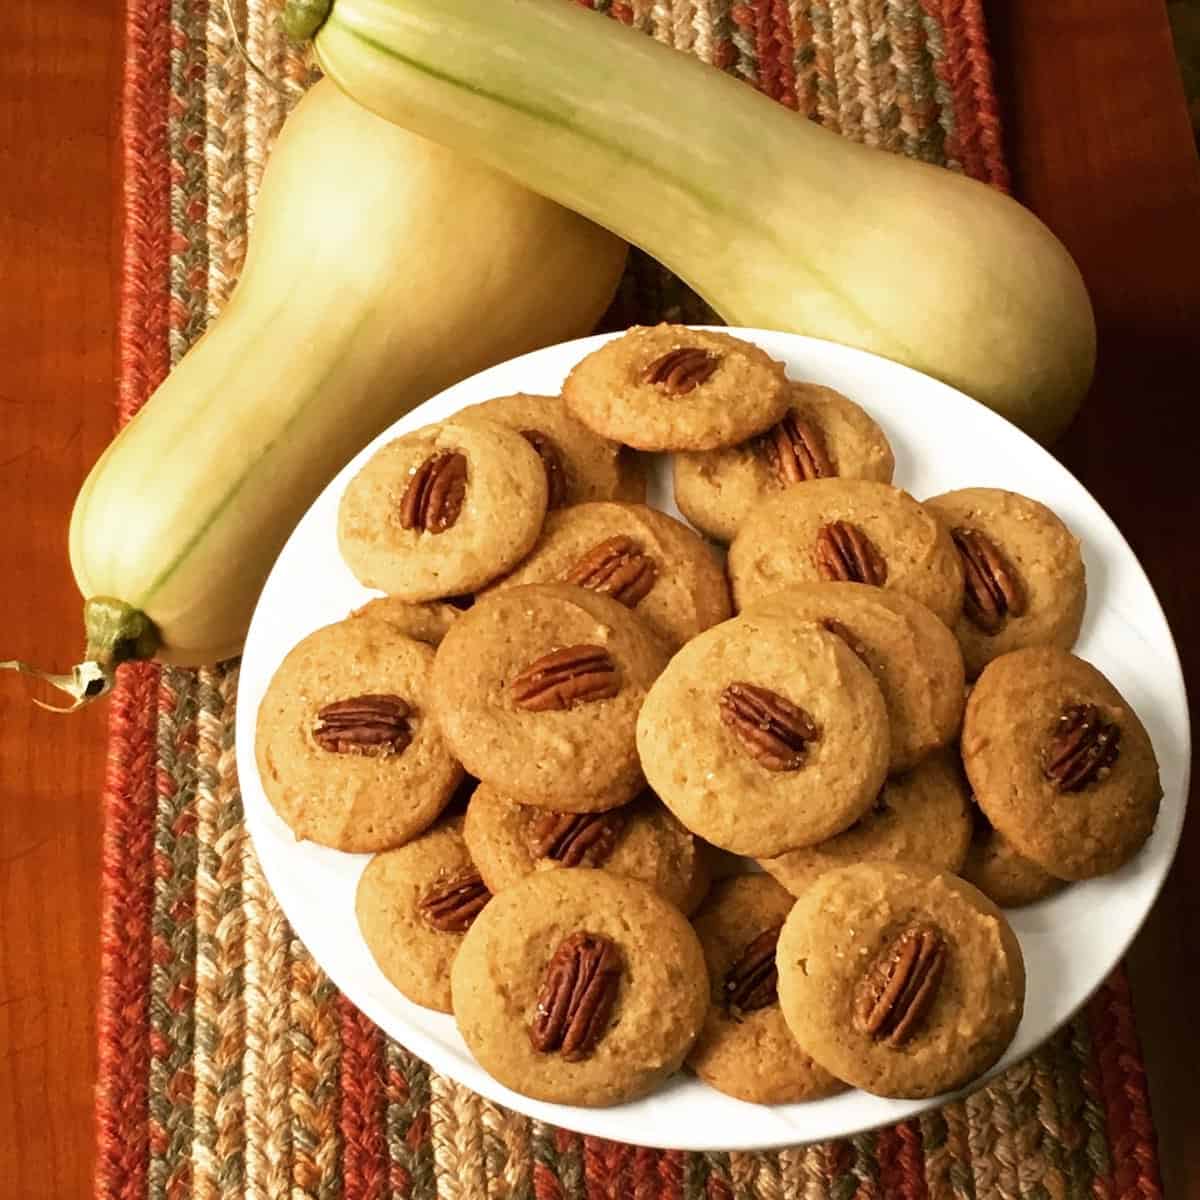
[46,79,624,699]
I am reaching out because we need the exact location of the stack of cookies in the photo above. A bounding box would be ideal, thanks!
[255,325,1162,1110]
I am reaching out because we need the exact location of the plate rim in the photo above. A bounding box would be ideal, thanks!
[235,326,1191,1150]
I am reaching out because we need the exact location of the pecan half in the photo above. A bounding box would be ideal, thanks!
[820,617,869,663]
[418,867,491,933]
[643,347,720,394]
[854,924,947,1047]
[762,412,835,484]
[312,694,412,756]
[400,450,468,533]
[511,645,620,712]
[723,923,783,1017]
[564,535,658,607]
[528,809,628,867]
[814,521,888,585]
[520,429,568,509]
[1042,703,1121,792]
[719,682,818,771]
[952,528,1026,634]
[529,931,622,1061]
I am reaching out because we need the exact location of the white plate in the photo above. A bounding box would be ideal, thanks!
[237,329,1190,1151]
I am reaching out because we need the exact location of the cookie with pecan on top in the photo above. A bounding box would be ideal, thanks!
[458,391,646,507]
[777,863,1025,1099]
[674,382,895,543]
[636,613,890,857]
[255,608,463,852]
[562,324,789,451]
[337,416,548,601]
[356,813,489,1013]
[451,870,708,1106]
[727,478,964,625]
[962,647,1160,880]
[924,487,1086,678]
[482,500,731,651]
[431,584,670,812]
[463,784,710,913]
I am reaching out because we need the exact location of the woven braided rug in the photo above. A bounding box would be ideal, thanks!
[100,1,1164,1197]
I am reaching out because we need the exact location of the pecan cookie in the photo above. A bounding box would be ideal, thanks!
[924,488,1086,678]
[562,325,789,451]
[744,582,965,772]
[727,479,963,626]
[431,584,670,812]
[356,814,489,1012]
[959,808,1066,908]
[451,870,708,1106]
[255,610,463,852]
[482,501,731,651]
[777,863,1025,1099]
[636,614,890,857]
[759,752,973,897]
[687,875,844,1104]
[464,784,710,913]
[962,647,1161,880]
[459,391,645,506]
[350,595,461,646]
[338,417,548,601]
[674,383,895,543]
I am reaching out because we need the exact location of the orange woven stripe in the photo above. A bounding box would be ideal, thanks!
[340,997,389,1200]
[95,662,163,1200]
[1089,972,1164,1200]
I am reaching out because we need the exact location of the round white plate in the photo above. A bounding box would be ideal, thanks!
[237,329,1190,1151]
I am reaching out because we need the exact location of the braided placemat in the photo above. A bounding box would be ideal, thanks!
[99,1,1163,1196]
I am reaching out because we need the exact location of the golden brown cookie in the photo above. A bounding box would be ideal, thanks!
[674,382,895,543]
[959,808,1067,908]
[924,488,1086,678]
[759,752,973,897]
[636,613,890,857]
[562,325,789,451]
[482,501,731,651]
[350,595,461,645]
[451,870,708,1107]
[255,610,463,852]
[777,863,1025,1099]
[355,815,490,1012]
[727,479,964,626]
[464,784,710,913]
[962,647,1161,880]
[431,584,670,812]
[687,875,844,1104]
[744,583,965,772]
[338,417,548,601]
[459,391,646,507]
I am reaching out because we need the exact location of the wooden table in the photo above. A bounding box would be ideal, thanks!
[1,1,1197,1195]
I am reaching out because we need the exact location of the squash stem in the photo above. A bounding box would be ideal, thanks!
[0,658,114,712]
[83,596,161,670]
[282,0,332,40]
[0,598,160,711]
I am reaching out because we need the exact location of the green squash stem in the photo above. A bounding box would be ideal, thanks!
[1,597,161,712]
[282,0,333,39]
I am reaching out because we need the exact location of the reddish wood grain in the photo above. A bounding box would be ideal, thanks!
[0,0,1197,1197]
[0,2,122,1196]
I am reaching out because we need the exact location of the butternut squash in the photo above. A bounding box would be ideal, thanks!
[5,78,625,707]
[287,0,1095,442]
